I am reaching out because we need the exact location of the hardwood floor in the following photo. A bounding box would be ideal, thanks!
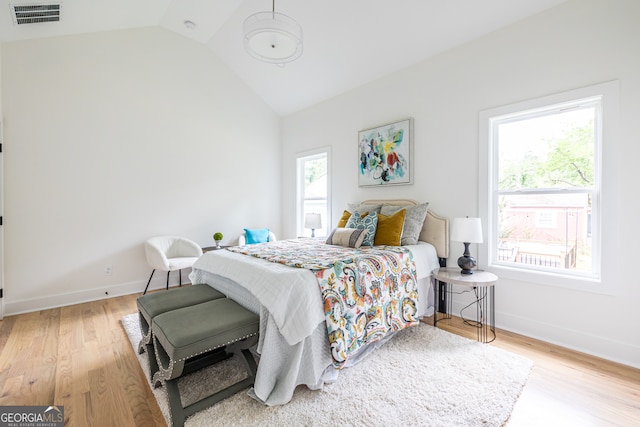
[1,292,638,426]
[0,294,165,427]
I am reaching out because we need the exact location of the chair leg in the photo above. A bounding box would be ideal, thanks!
[143,269,156,295]
[166,271,170,290]
[179,269,182,287]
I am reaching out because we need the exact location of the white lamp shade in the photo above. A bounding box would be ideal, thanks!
[450,217,483,243]
[243,11,303,64]
[304,213,322,229]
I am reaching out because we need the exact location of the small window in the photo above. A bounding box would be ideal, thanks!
[296,148,330,237]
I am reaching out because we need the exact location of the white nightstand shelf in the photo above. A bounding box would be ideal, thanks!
[431,267,498,343]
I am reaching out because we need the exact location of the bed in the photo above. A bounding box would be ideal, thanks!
[188,199,449,406]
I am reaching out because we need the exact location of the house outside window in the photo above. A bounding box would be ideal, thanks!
[535,211,556,229]
[479,82,618,286]
[296,148,330,237]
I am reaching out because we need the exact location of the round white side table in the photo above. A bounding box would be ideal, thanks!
[431,267,498,343]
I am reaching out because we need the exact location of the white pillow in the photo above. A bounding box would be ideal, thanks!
[326,228,367,248]
[347,202,382,215]
[380,202,429,245]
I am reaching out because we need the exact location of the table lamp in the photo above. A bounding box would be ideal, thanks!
[304,213,322,237]
[450,217,483,275]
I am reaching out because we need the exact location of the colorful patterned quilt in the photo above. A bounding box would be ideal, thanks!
[227,239,419,368]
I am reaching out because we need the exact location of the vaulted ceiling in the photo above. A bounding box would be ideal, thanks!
[0,0,568,116]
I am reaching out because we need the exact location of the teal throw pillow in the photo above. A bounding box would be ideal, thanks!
[244,228,270,244]
[345,212,378,246]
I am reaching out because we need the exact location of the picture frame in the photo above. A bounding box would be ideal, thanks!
[358,118,413,187]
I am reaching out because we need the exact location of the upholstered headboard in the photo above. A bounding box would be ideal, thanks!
[361,199,449,260]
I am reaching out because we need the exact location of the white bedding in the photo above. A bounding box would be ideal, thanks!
[192,248,323,346]
[188,241,440,406]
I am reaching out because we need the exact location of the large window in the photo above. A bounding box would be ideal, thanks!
[296,148,330,237]
[479,82,618,285]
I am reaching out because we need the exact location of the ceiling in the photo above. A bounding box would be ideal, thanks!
[0,0,568,116]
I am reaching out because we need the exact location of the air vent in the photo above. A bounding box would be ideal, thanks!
[11,3,61,25]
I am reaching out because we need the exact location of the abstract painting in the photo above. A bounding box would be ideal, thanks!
[358,118,413,186]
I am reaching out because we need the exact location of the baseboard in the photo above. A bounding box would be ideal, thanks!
[4,276,190,317]
[450,300,640,369]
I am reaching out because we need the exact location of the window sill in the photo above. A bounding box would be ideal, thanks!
[486,263,614,296]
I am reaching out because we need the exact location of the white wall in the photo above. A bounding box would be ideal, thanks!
[281,0,640,368]
[0,43,4,319]
[1,27,281,314]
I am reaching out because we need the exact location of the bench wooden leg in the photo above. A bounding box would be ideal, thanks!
[164,377,185,427]
[165,349,257,427]
[138,312,160,377]
[145,341,160,379]
[153,341,258,427]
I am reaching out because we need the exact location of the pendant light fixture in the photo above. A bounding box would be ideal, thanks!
[243,0,303,65]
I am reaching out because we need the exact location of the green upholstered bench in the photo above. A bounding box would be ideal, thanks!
[136,284,226,375]
[151,298,259,427]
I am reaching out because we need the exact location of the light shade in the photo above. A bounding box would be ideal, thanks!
[304,213,322,230]
[451,217,483,244]
[243,10,303,65]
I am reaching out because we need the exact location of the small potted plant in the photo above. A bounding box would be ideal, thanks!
[213,232,224,248]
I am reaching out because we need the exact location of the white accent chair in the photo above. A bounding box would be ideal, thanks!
[238,231,277,245]
[143,236,203,295]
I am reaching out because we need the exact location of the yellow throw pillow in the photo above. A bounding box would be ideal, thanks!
[336,210,368,228]
[374,209,406,246]
[337,210,351,228]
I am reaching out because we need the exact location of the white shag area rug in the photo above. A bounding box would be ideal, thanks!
[121,313,532,427]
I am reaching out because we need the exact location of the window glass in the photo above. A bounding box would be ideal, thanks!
[296,150,329,237]
[489,98,600,278]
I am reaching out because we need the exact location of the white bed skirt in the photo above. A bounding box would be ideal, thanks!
[188,271,434,406]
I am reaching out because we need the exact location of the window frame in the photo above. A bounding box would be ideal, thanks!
[295,147,331,238]
[478,81,619,294]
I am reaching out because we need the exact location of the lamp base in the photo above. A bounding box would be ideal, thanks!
[457,255,477,275]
